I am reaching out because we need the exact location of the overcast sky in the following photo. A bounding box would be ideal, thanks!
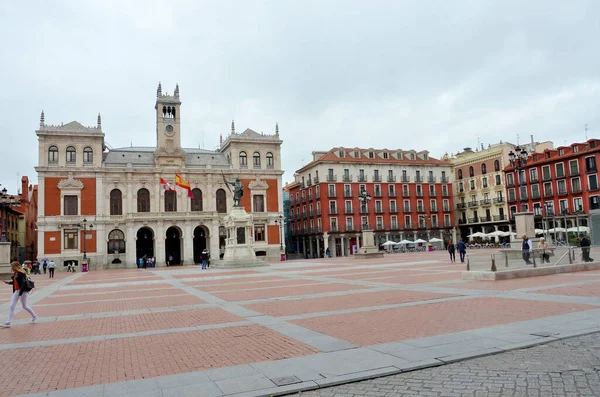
[1,0,599,193]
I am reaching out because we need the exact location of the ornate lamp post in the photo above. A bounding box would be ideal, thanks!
[77,218,94,259]
[357,188,372,230]
[1,187,20,243]
[508,146,529,212]
[274,214,285,251]
[419,214,431,241]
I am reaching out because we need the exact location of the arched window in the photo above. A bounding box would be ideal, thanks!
[266,152,274,168]
[481,164,487,174]
[107,229,125,254]
[137,188,150,212]
[239,151,247,167]
[66,146,76,163]
[110,189,123,215]
[469,166,474,177]
[165,190,177,212]
[458,170,463,180]
[494,160,500,171]
[191,188,202,211]
[83,147,93,164]
[48,146,58,163]
[216,189,227,213]
[253,152,261,167]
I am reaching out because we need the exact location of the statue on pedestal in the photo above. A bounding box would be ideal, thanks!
[223,175,244,207]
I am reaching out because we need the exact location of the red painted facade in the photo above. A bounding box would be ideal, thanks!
[503,139,600,221]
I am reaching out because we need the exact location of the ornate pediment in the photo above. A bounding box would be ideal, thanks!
[57,177,84,190]
[248,178,269,190]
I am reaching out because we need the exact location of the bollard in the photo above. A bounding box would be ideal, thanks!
[504,252,509,267]
[532,252,537,268]
[466,257,470,271]
[491,256,497,272]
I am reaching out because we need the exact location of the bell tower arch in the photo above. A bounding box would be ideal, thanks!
[154,82,185,166]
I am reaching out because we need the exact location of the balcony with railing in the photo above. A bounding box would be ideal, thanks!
[428,190,437,197]
[520,194,528,201]
[458,219,467,225]
[387,175,396,182]
[306,179,312,186]
[330,225,338,232]
[444,221,452,227]
[507,196,517,203]
[415,176,423,182]
[430,222,439,228]
[493,215,507,221]
[416,191,424,197]
[442,190,450,197]
[531,192,540,199]
[570,168,580,176]
[443,205,450,212]
[345,225,355,232]
[468,217,479,223]
[359,208,369,214]
[430,206,438,212]
[326,174,337,182]
[457,203,467,210]
[358,175,368,182]
[543,190,553,198]
[480,216,492,222]
[493,197,504,204]
[328,208,338,215]
[376,223,386,231]
[301,196,307,203]
[405,222,412,229]
[389,206,398,213]
[373,175,382,182]
[328,191,337,198]
[402,190,411,197]
[542,173,552,181]
[416,206,425,213]
[401,176,410,182]
[373,191,383,198]
[315,192,321,199]
[572,185,582,194]
[427,176,437,183]
[343,190,353,198]
[315,209,321,216]
[390,223,400,230]
[558,188,568,196]
[313,176,320,184]
[307,194,312,201]
[403,206,411,213]
[388,191,397,197]
[506,180,515,187]
[344,208,354,215]
[375,207,385,214]
[440,176,449,183]
[480,199,492,206]
[343,174,352,182]
[468,201,478,207]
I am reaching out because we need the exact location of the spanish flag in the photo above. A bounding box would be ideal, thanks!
[176,174,194,198]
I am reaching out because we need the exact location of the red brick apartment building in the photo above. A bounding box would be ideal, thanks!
[504,139,599,237]
[287,147,455,257]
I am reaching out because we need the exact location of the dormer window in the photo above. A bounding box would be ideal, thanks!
[383,152,389,159]
[368,152,374,159]
[410,153,415,160]
[574,146,579,153]
[559,149,564,156]
[339,150,345,157]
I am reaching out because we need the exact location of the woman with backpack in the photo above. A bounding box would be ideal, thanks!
[0,261,38,328]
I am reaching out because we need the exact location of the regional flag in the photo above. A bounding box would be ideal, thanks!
[160,177,176,191]
[175,174,194,198]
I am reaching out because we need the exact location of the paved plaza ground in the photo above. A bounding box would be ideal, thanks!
[1,250,600,396]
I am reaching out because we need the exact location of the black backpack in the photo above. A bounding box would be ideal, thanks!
[22,277,35,292]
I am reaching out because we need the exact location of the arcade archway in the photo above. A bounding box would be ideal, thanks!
[165,226,182,265]
[193,226,209,264]
[136,227,155,261]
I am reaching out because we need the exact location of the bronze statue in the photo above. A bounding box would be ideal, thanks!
[223,174,244,207]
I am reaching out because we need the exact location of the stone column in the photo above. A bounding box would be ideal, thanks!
[323,232,329,257]
[508,223,514,242]
[494,225,499,243]
[209,220,220,262]
[125,223,136,268]
[155,221,165,266]
[316,237,321,258]
[183,221,194,265]
[469,227,473,238]
[412,231,417,241]
[341,236,345,256]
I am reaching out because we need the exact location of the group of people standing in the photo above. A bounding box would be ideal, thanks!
[446,240,467,263]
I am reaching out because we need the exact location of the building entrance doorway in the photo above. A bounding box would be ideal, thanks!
[193,226,209,264]
[136,227,154,261]
[165,226,182,265]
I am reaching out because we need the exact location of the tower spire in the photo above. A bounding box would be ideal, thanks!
[231,120,235,135]
[157,81,162,97]
[174,83,180,99]
[275,122,279,136]
[40,110,45,126]
[220,133,223,145]
[97,113,102,129]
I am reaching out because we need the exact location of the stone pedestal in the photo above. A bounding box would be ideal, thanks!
[215,206,266,268]
[354,230,384,259]
[510,212,535,249]
[0,242,11,275]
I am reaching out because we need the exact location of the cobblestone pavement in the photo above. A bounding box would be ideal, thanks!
[297,332,600,397]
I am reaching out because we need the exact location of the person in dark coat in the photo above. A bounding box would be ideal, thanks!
[456,240,467,263]
[447,241,456,263]
[579,233,593,262]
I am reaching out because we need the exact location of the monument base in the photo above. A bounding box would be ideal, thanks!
[354,230,384,259]
[218,206,269,268]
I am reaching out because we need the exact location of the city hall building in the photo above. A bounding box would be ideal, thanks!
[36,83,283,270]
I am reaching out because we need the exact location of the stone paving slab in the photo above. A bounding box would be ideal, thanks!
[4,251,600,396]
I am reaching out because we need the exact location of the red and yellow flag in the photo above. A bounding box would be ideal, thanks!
[175,174,194,198]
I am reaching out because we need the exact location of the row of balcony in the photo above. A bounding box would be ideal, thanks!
[456,198,505,210]
[315,175,451,184]
[291,222,454,235]
[291,191,451,204]
[457,215,508,224]
[507,186,589,203]
[289,206,453,219]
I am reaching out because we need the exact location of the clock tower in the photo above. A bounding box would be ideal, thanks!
[154,82,186,166]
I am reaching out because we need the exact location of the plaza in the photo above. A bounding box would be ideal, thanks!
[2,250,600,396]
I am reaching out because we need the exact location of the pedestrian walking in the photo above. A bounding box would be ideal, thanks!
[1,261,38,328]
[456,240,467,263]
[42,260,47,274]
[579,233,593,262]
[48,259,55,278]
[201,248,209,269]
[537,237,551,264]
[521,234,533,265]
[447,241,456,263]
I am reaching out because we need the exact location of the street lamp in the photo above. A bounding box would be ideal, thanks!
[1,187,20,243]
[77,218,94,259]
[357,188,372,230]
[509,146,529,212]
[419,214,431,240]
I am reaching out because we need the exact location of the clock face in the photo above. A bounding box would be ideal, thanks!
[165,125,174,133]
